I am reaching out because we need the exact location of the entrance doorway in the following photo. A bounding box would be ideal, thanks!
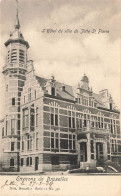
[80,142,87,162]
[96,143,103,166]
[35,157,39,171]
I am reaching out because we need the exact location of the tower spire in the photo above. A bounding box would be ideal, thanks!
[14,0,20,30]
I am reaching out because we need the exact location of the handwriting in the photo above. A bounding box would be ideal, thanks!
[1,176,68,192]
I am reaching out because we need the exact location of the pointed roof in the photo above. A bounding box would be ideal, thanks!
[14,0,20,30]
[4,0,29,48]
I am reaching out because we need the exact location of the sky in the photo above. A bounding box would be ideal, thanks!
[0,0,121,119]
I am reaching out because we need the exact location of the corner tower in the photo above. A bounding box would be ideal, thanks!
[1,1,29,171]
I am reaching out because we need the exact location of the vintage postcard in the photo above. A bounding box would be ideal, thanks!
[0,0,121,196]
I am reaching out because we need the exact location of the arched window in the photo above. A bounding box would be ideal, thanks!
[10,158,14,167]
[51,87,55,96]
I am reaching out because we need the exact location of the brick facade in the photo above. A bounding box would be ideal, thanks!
[0,7,121,173]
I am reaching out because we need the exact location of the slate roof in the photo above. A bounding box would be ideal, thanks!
[36,75,75,101]
[93,93,106,108]
[35,75,118,111]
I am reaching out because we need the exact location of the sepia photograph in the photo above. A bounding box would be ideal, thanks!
[0,0,121,195]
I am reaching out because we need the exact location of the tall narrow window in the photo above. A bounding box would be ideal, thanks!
[34,90,37,99]
[51,132,59,149]
[11,142,14,151]
[36,133,39,149]
[27,135,30,150]
[68,111,75,129]
[12,98,15,106]
[110,103,112,110]
[26,157,29,166]
[101,117,103,128]
[55,133,59,148]
[60,133,68,149]
[19,49,25,63]
[28,88,31,101]
[55,114,58,126]
[84,114,87,127]
[26,157,32,166]
[11,119,15,135]
[80,119,82,128]
[72,117,75,128]
[69,134,76,150]
[36,107,39,127]
[111,119,113,133]
[2,127,4,137]
[10,158,14,167]
[30,157,32,165]
[21,158,24,166]
[27,135,32,150]
[22,141,24,151]
[69,117,71,128]
[51,87,55,96]
[73,135,76,149]
[30,107,35,131]
[23,109,29,130]
[51,113,54,125]
[6,115,8,136]
[50,107,58,126]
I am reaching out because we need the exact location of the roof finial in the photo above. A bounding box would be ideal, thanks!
[14,0,20,29]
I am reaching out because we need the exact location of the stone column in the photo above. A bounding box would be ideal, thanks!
[77,143,81,163]
[87,133,91,163]
[94,140,96,160]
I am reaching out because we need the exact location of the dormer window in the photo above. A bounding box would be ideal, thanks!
[61,85,65,91]
[110,103,112,110]
[51,87,55,96]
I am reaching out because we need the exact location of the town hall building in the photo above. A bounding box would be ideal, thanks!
[0,3,121,173]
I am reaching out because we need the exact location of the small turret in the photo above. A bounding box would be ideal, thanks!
[80,74,90,91]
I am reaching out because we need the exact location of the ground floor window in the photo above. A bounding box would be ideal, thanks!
[44,131,76,151]
[21,158,24,166]
[10,158,14,167]
[11,142,14,151]
[26,157,32,166]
